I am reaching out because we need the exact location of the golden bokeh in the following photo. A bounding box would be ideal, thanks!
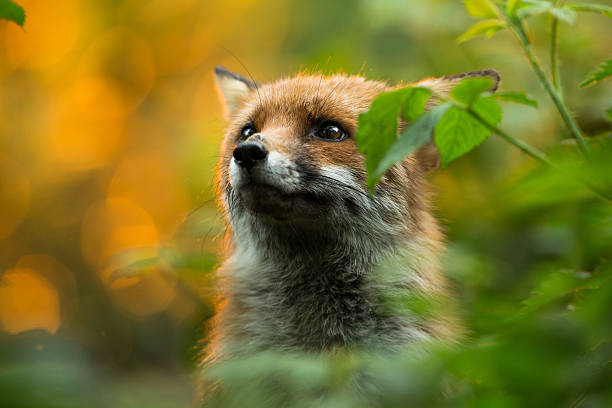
[44,99,126,171]
[80,197,178,317]
[81,197,159,282]
[109,151,190,236]
[15,254,78,325]
[0,0,82,72]
[0,268,61,335]
[76,27,155,114]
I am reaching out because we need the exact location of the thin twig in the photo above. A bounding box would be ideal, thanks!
[466,108,553,166]
[511,21,590,155]
[550,1,562,92]
[466,107,611,202]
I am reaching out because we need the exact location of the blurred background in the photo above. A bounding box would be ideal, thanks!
[0,0,610,407]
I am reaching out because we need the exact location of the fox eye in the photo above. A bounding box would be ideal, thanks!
[317,121,347,142]
[240,122,257,140]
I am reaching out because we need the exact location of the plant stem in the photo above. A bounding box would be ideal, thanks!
[466,108,553,166]
[466,107,611,201]
[550,13,562,92]
[511,21,590,155]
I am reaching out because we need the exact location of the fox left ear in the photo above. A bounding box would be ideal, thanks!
[214,65,258,118]
[414,69,501,171]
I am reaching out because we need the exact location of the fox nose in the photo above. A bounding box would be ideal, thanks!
[232,141,268,170]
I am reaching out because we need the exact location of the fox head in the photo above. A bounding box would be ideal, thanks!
[214,66,499,253]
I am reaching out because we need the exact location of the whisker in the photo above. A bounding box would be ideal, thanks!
[216,45,262,106]
[299,171,371,200]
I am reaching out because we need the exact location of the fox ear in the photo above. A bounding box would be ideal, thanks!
[414,69,501,171]
[417,69,500,101]
[214,65,258,118]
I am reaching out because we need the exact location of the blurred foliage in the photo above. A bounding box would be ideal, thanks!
[580,58,612,87]
[0,0,611,407]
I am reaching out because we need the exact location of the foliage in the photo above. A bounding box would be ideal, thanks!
[580,58,612,88]
[356,0,611,198]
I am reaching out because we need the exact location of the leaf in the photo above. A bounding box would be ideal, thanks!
[434,96,501,167]
[0,0,25,26]
[355,87,431,191]
[463,0,500,19]
[606,107,612,121]
[521,270,588,314]
[369,103,451,190]
[549,6,577,24]
[495,91,538,107]
[567,3,612,19]
[400,87,432,121]
[450,77,495,105]
[457,19,505,43]
[580,59,612,87]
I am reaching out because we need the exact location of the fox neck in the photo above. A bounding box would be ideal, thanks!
[220,209,443,352]
[229,208,409,270]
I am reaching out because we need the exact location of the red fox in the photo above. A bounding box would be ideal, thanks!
[202,66,500,367]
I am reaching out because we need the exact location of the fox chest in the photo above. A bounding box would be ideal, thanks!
[240,271,381,350]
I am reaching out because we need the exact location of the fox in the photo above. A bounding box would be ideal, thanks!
[201,66,500,370]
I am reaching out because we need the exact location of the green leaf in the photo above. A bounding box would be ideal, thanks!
[567,3,612,19]
[450,77,495,105]
[355,87,431,191]
[463,0,500,19]
[0,0,25,26]
[606,107,612,121]
[495,91,538,107]
[457,19,505,43]
[369,103,451,190]
[400,87,432,121]
[521,270,587,314]
[580,59,612,87]
[434,96,501,167]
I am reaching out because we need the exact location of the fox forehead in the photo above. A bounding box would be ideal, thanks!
[228,74,389,134]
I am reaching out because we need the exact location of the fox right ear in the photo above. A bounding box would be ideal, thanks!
[214,65,257,118]
[414,69,501,172]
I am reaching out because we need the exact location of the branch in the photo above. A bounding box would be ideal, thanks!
[511,21,590,155]
[466,107,611,202]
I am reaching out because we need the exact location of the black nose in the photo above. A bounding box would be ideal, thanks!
[232,142,268,170]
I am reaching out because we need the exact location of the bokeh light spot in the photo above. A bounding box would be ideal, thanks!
[0,268,61,335]
[109,152,190,236]
[81,197,177,317]
[15,254,78,325]
[77,27,155,114]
